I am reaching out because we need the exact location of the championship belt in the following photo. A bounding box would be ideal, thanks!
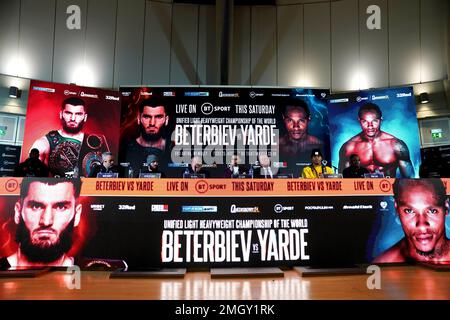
[47,132,81,177]
[78,133,110,177]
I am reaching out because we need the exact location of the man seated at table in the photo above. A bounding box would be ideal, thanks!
[224,153,248,178]
[89,152,119,177]
[184,156,210,178]
[301,149,334,179]
[14,148,49,177]
[342,154,370,178]
[140,154,166,178]
[253,154,275,179]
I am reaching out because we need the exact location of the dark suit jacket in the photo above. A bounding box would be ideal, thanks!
[224,165,248,178]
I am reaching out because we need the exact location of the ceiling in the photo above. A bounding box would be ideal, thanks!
[172,0,337,5]
[173,1,275,4]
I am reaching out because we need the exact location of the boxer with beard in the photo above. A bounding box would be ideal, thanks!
[125,97,172,177]
[374,179,450,263]
[1,178,82,267]
[31,97,110,177]
[31,97,88,177]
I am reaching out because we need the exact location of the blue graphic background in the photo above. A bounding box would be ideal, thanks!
[291,88,330,145]
[287,88,331,164]
[328,87,421,177]
[368,195,450,262]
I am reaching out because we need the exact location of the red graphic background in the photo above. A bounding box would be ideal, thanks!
[21,80,121,164]
[0,195,97,261]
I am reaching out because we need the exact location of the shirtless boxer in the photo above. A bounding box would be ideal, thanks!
[338,103,414,178]
[374,178,450,263]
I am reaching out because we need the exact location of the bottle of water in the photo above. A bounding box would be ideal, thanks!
[128,166,134,178]
[184,166,189,177]
[249,166,254,178]
[73,166,79,178]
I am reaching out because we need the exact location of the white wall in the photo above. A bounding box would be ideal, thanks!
[0,0,447,96]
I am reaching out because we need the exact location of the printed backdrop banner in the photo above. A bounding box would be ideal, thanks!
[328,87,421,178]
[0,178,449,269]
[119,87,330,178]
[22,80,121,178]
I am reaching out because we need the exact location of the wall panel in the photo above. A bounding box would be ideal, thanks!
[0,1,21,76]
[331,0,359,91]
[389,0,420,86]
[114,0,145,87]
[359,0,389,89]
[19,0,55,80]
[277,4,303,86]
[143,1,172,85]
[170,4,199,85]
[85,0,117,88]
[230,6,251,85]
[304,2,331,88]
[197,5,218,85]
[53,0,87,84]
[420,0,446,82]
[251,6,277,85]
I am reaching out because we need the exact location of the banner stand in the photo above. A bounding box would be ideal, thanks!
[293,266,366,277]
[417,262,450,272]
[210,267,284,278]
[109,268,186,278]
[0,267,50,278]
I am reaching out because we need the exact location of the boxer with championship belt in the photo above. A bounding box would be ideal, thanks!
[46,130,81,177]
[31,97,109,177]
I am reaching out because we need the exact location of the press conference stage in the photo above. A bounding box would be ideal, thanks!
[1,177,450,307]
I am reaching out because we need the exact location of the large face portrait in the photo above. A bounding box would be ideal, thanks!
[14,181,82,262]
[60,104,87,134]
[138,106,169,142]
[283,106,310,141]
[395,184,448,256]
[358,110,381,138]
